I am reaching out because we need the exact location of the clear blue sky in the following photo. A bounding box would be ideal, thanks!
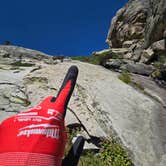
[0,0,128,56]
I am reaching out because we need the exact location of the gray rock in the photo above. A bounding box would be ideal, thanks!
[105,59,123,69]
[160,154,166,166]
[0,49,9,57]
[92,49,112,56]
[123,52,133,59]
[131,73,166,107]
[140,47,155,63]
[0,45,48,59]
[151,39,166,52]
[144,0,166,48]
[92,48,129,60]
[122,40,137,48]
[125,62,155,76]
[111,48,129,57]
[163,30,166,38]
[0,45,63,65]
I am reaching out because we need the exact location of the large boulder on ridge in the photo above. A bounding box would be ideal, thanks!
[106,0,166,49]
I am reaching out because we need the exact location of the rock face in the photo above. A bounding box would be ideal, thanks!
[106,0,166,49]
[106,0,149,48]
[124,62,155,76]
[0,46,166,165]
[105,0,166,86]
[144,0,166,48]
[0,45,64,65]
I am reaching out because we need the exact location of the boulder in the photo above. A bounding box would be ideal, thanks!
[92,49,112,56]
[140,48,155,63]
[105,59,123,69]
[92,48,129,60]
[111,48,129,58]
[124,62,155,76]
[123,52,133,59]
[0,49,9,57]
[151,39,166,52]
[106,0,148,48]
[163,30,166,38]
[0,45,62,65]
[122,40,137,48]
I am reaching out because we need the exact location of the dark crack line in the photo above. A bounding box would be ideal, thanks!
[30,66,42,73]
[0,82,15,85]
[67,107,91,137]
[67,107,103,147]
[0,108,19,113]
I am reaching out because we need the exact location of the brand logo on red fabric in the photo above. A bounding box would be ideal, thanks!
[17,124,60,139]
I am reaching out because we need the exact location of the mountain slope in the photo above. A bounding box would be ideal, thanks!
[0,46,166,165]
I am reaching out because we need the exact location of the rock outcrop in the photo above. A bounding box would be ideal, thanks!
[106,0,166,49]
[105,0,166,86]
[106,0,149,48]
[144,0,166,48]
[0,45,64,65]
[0,46,166,165]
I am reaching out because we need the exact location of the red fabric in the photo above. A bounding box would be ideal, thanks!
[0,152,61,166]
[0,80,72,166]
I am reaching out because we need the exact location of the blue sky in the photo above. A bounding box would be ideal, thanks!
[0,0,128,56]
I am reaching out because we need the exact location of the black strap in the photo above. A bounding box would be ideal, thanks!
[62,136,85,166]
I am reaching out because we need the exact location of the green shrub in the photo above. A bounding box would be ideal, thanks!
[11,61,35,67]
[66,128,133,166]
[78,139,133,166]
[111,52,119,59]
[118,72,131,84]
[71,56,103,65]
[153,55,166,69]
[78,152,101,166]
[71,52,118,65]
[132,82,144,91]
[98,140,133,166]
